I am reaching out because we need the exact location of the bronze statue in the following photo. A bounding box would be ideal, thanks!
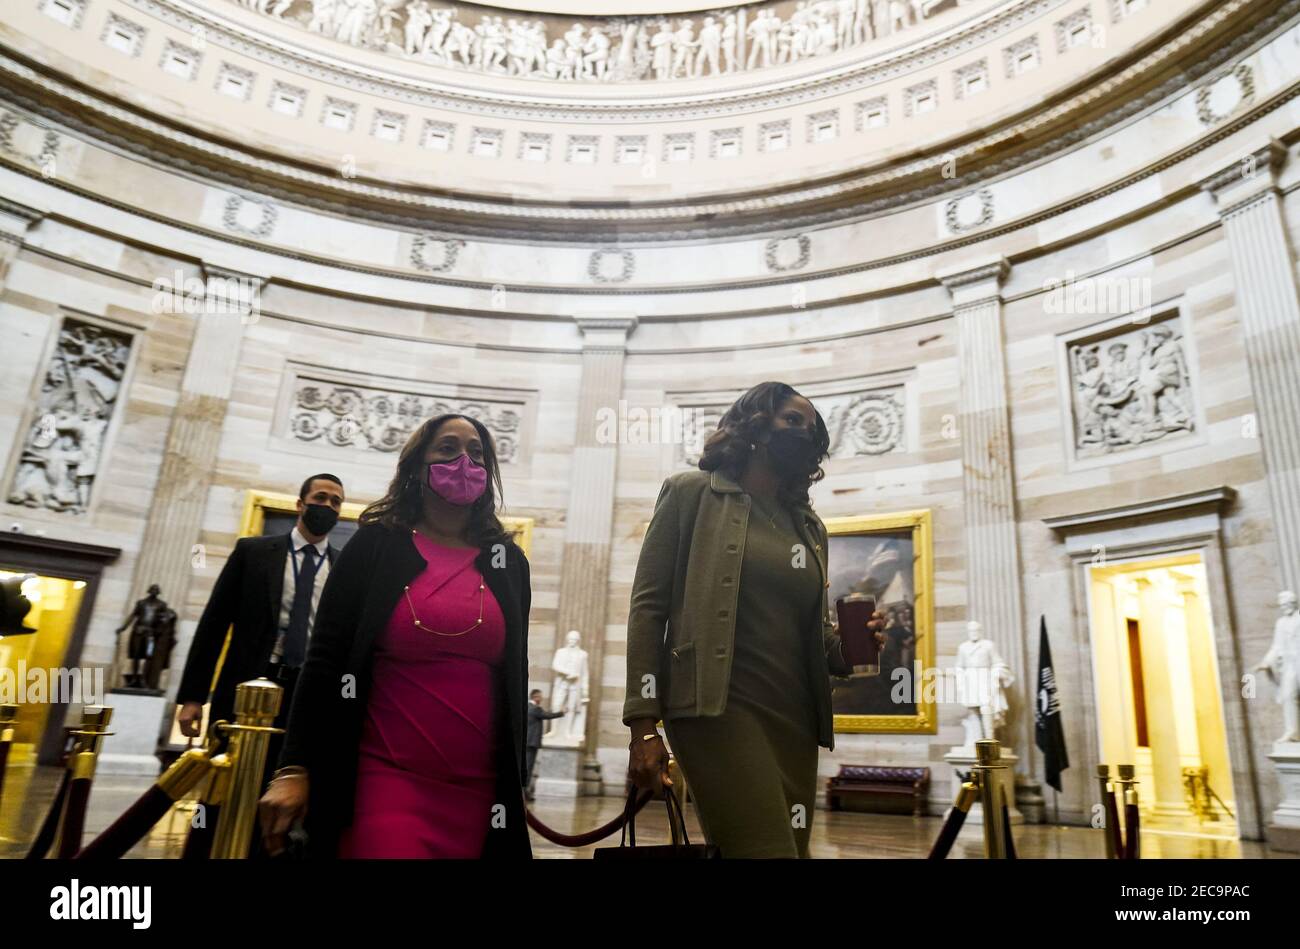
[115,585,177,691]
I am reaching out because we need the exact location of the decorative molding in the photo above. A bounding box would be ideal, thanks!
[806,108,839,142]
[614,134,647,163]
[1044,486,1235,534]
[111,0,1073,122]
[214,62,256,101]
[588,249,635,283]
[469,126,504,157]
[1003,35,1040,77]
[953,58,989,98]
[421,117,454,150]
[217,0,1006,86]
[764,234,811,272]
[565,134,598,163]
[100,13,147,57]
[1196,62,1255,126]
[757,119,791,152]
[904,78,938,116]
[855,95,889,130]
[944,189,995,234]
[1197,139,1287,199]
[40,0,88,30]
[518,131,551,161]
[709,127,743,158]
[370,108,407,142]
[661,131,694,161]
[409,234,464,273]
[320,96,358,131]
[289,377,524,461]
[221,194,278,238]
[0,0,1281,242]
[159,39,202,80]
[268,80,308,117]
[1054,6,1093,53]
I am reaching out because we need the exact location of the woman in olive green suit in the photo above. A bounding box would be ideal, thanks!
[624,381,882,858]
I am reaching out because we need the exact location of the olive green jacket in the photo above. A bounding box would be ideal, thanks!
[622,468,850,750]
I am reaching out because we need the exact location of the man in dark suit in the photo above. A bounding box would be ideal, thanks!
[176,474,346,768]
[524,689,564,801]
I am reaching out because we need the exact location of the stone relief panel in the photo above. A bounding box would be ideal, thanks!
[290,377,524,462]
[676,385,907,467]
[226,0,986,84]
[8,320,133,515]
[1066,318,1195,460]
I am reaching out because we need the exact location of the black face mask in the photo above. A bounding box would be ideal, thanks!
[301,503,340,537]
[763,428,821,480]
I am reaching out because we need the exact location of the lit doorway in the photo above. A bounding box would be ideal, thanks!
[1087,552,1237,837]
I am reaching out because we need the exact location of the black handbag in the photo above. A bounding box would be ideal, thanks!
[594,786,721,860]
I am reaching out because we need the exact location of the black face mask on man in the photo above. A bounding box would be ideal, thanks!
[301,503,340,537]
[762,427,821,479]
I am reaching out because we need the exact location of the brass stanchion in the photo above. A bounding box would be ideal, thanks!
[927,779,978,859]
[209,679,283,860]
[183,747,233,860]
[55,706,114,859]
[1096,764,1122,859]
[1116,764,1140,860]
[0,704,16,821]
[74,745,214,860]
[973,740,1008,859]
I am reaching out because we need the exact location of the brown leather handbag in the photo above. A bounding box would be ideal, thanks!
[594,786,721,860]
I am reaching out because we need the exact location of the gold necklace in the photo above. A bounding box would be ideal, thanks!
[404,531,485,637]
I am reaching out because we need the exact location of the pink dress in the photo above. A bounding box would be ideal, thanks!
[339,532,506,859]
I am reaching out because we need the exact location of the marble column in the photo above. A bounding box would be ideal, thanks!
[551,315,636,793]
[120,266,262,692]
[937,257,1035,798]
[1200,141,1300,592]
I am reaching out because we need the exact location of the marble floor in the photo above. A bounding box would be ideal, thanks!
[0,764,1291,859]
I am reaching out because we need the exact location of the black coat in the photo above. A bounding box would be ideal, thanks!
[527,704,565,749]
[178,533,338,725]
[277,522,533,859]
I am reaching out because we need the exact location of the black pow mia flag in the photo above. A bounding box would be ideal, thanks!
[1035,615,1069,793]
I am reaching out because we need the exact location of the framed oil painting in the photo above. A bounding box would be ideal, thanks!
[824,509,936,734]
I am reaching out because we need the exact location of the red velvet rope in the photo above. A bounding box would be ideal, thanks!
[524,791,652,848]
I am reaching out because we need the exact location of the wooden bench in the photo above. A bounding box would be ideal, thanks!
[826,765,930,817]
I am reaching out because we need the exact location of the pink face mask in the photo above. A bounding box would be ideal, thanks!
[427,454,488,506]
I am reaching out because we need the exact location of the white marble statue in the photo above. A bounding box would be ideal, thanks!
[955,620,1013,750]
[239,0,959,81]
[546,630,590,747]
[1256,591,1300,742]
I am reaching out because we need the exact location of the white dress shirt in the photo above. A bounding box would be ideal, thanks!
[270,526,332,664]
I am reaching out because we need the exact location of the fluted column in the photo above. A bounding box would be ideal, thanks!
[121,267,262,692]
[938,257,1031,765]
[1201,141,1300,592]
[553,315,636,789]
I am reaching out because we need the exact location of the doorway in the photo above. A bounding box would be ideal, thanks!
[1087,552,1237,837]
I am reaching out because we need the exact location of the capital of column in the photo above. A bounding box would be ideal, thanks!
[574,313,638,353]
[936,256,1009,310]
[0,196,44,246]
[200,263,266,319]
[1199,139,1288,216]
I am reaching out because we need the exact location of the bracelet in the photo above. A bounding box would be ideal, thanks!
[629,733,661,748]
[271,766,308,782]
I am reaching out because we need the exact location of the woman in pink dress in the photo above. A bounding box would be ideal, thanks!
[259,414,532,859]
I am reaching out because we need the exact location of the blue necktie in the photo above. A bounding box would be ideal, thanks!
[282,546,319,668]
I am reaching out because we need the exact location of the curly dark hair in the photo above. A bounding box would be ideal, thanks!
[697,381,830,508]
[359,414,511,548]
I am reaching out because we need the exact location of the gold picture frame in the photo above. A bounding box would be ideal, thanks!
[825,509,936,735]
[238,490,535,557]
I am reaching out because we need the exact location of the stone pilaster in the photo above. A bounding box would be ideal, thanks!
[122,266,262,692]
[551,314,636,792]
[0,197,43,290]
[938,257,1033,777]
[1201,141,1300,592]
